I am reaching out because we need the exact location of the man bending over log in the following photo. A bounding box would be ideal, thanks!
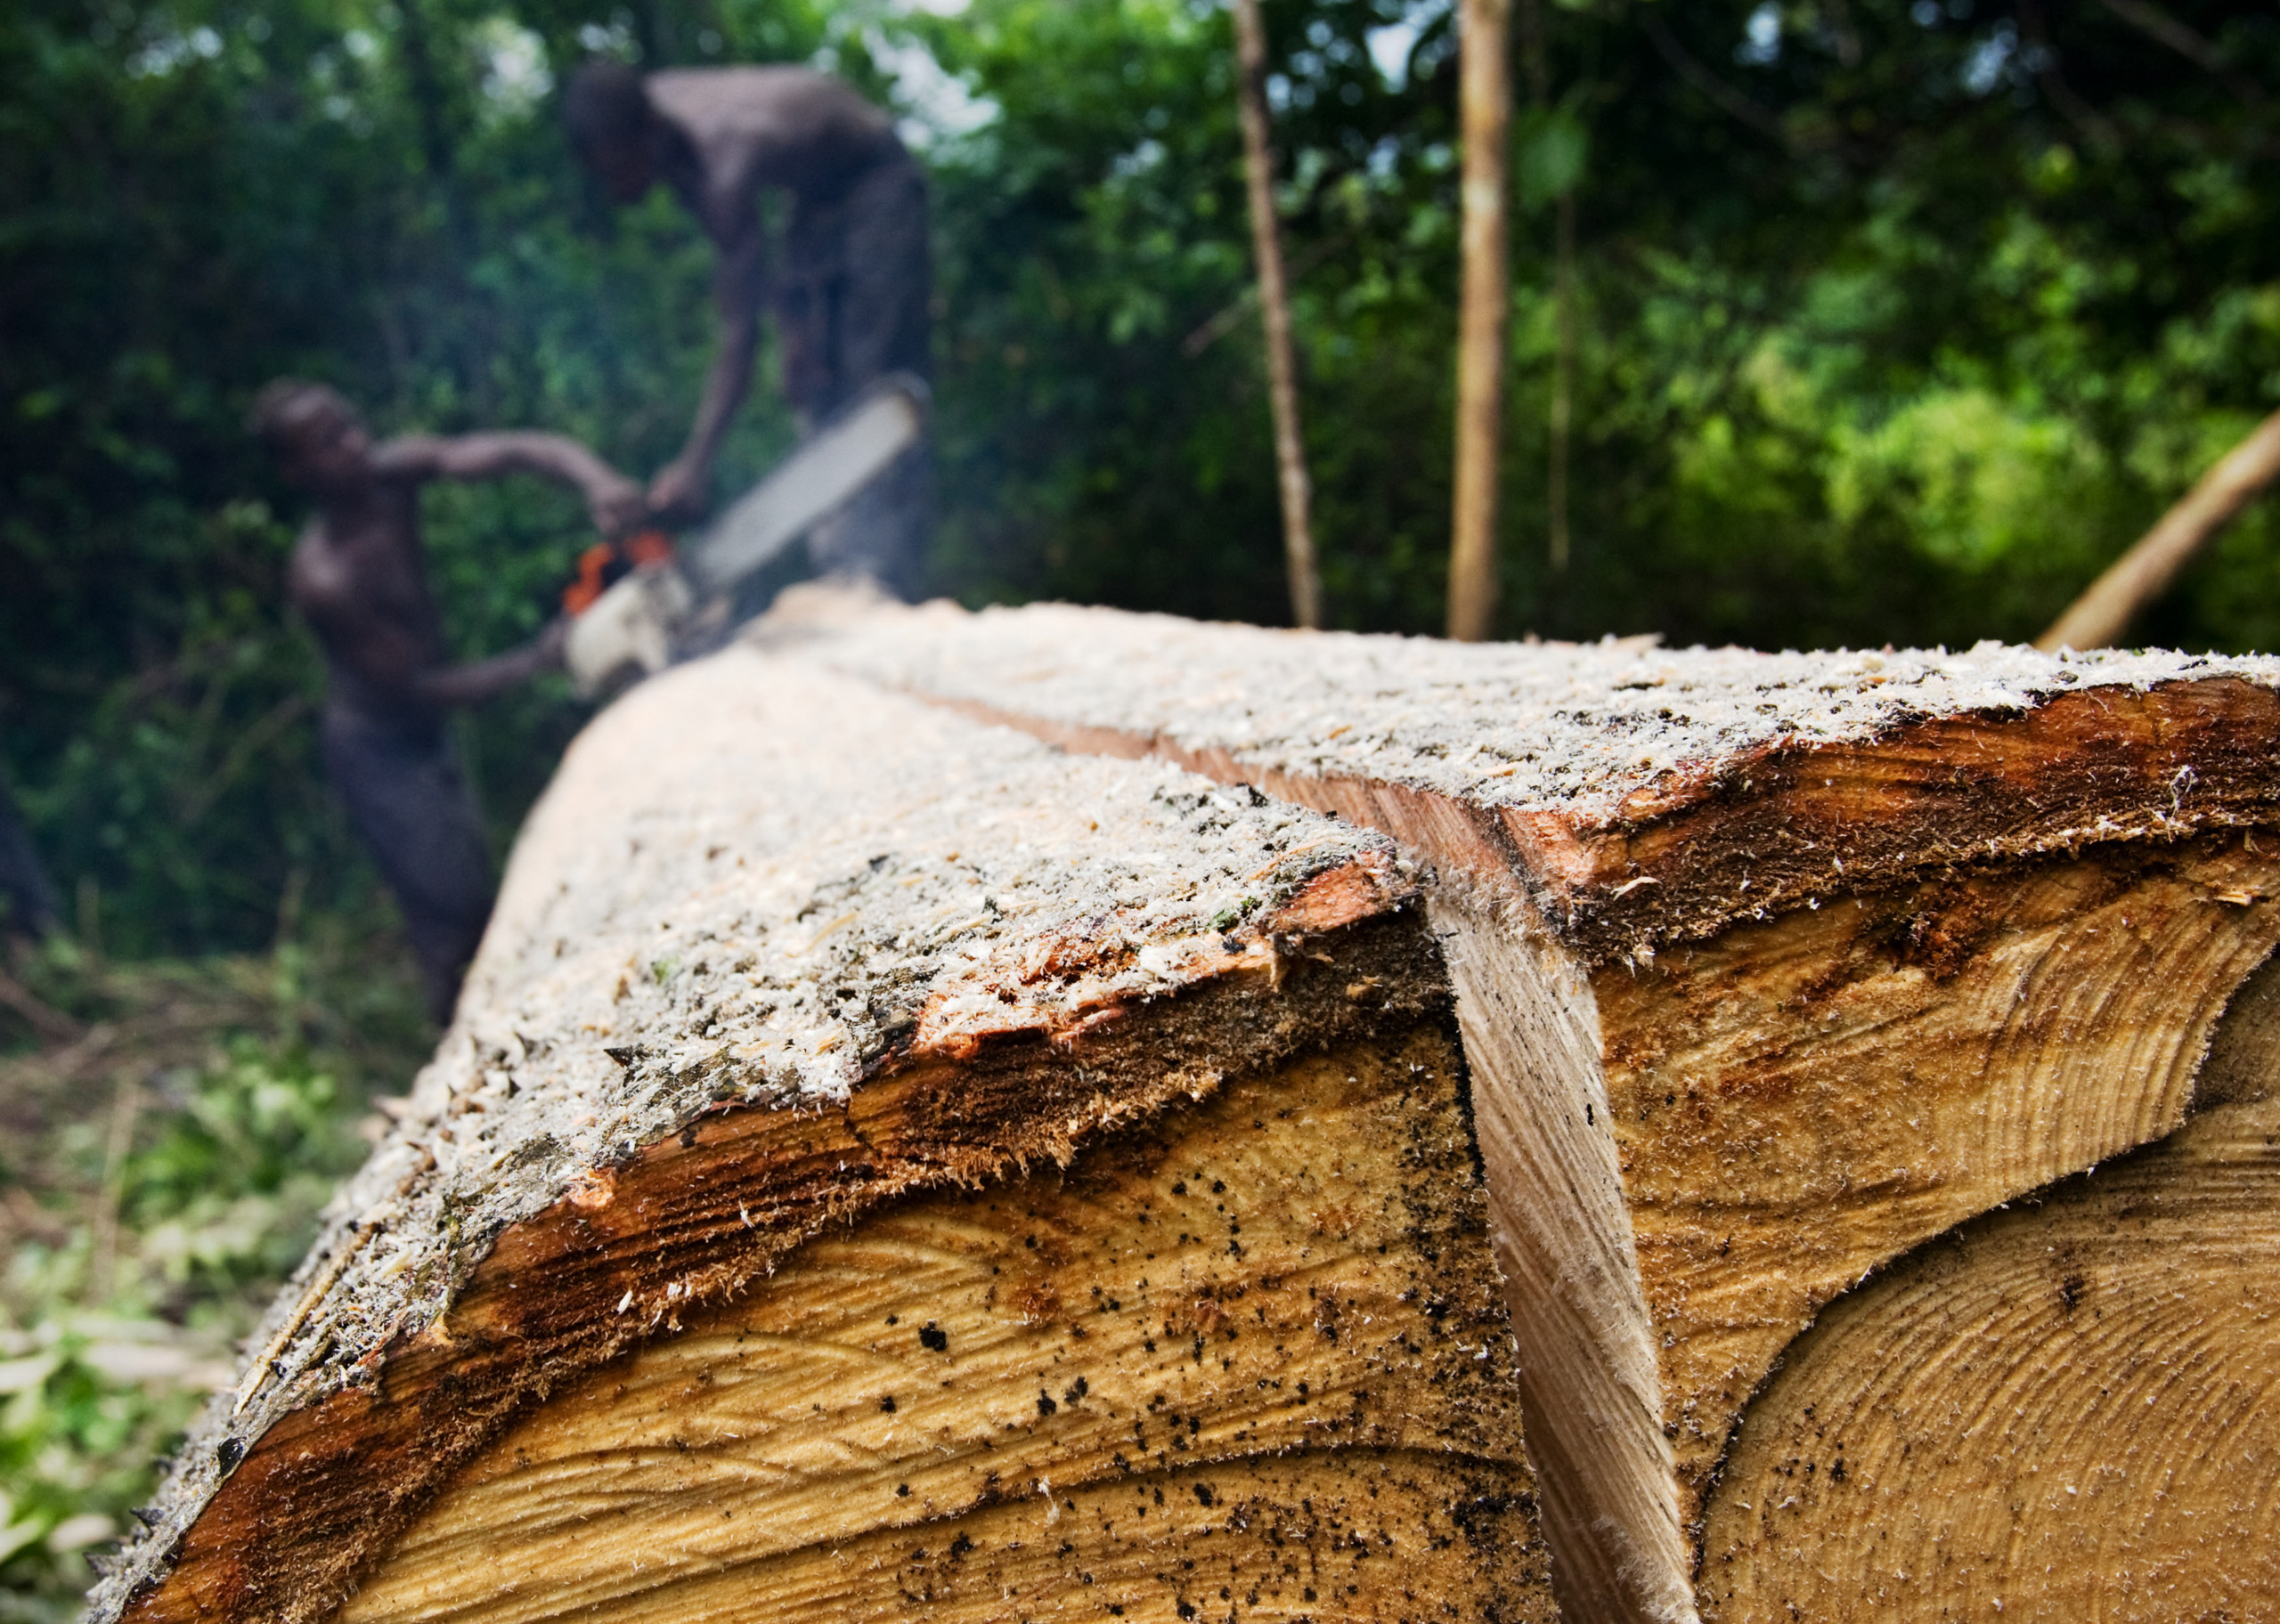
[566,61,931,597]
[250,380,643,1023]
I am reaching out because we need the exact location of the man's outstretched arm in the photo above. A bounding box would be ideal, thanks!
[647,204,766,518]
[378,433,646,537]
[300,587,568,714]
[403,620,568,710]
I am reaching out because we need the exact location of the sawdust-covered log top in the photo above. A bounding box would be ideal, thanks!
[805,597,2280,1624]
[94,648,1550,1624]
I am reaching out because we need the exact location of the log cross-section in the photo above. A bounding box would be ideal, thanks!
[92,650,1552,1624]
[805,597,2280,1623]
[86,592,2280,1624]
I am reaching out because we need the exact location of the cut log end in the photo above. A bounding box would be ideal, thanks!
[1697,951,2280,1621]
[101,598,2280,1624]
[343,1026,1546,1623]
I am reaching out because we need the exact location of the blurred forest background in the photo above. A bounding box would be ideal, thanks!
[1,0,2276,1611]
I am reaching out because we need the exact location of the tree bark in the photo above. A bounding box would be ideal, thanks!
[2037,406,2280,651]
[1231,0,1322,630]
[1448,0,1513,641]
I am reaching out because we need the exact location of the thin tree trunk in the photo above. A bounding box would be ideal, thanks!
[1231,0,1323,630]
[1520,0,1575,574]
[1448,0,1513,641]
[2037,407,2280,650]
[1549,196,1576,572]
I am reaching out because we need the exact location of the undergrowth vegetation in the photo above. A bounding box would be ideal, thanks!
[0,930,425,1619]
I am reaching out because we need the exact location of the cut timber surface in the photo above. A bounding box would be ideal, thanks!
[348,1029,1535,1622]
[1699,953,2280,1622]
[92,649,1551,1624]
[91,594,2280,1624]
[797,595,2280,1624]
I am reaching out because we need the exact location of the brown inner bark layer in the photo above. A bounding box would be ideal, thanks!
[924,678,2280,964]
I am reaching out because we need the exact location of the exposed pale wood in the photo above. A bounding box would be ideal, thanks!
[1698,951,2280,1620]
[1231,0,1322,630]
[1429,880,1688,1624]
[1601,833,2280,1532]
[2039,406,2280,651]
[93,649,1531,1624]
[1449,0,1513,641]
[346,1027,1544,1622]
[807,597,2280,1622]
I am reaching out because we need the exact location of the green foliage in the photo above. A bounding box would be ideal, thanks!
[6,0,2280,962]
[122,1042,360,1288]
[0,940,423,1617]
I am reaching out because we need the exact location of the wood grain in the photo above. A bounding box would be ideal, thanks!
[1698,956,2280,1620]
[794,598,2280,1622]
[99,654,1459,1624]
[345,1027,1549,1623]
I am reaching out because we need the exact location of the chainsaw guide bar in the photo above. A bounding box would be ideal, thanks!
[566,374,926,696]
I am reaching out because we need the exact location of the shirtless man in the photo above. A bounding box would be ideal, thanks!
[565,61,931,597]
[250,380,644,1021]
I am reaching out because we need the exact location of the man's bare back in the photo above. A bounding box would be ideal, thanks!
[643,68,900,226]
[566,60,929,560]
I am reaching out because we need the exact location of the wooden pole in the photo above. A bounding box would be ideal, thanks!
[2037,407,2280,651]
[1231,0,1323,630]
[1448,0,1513,641]
[1548,194,1576,572]
[1519,0,1574,574]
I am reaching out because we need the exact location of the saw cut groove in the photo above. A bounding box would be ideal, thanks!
[345,1027,1543,1623]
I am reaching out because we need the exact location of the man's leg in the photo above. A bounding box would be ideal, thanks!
[0,771,59,941]
[322,710,495,1024]
[802,155,932,597]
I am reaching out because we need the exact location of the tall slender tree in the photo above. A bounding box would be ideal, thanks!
[1232,0,1322,629]
[1447,0,1512,641]
[1519,0,1575,574]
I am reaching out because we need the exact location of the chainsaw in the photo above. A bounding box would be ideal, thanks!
[563,373,928,697]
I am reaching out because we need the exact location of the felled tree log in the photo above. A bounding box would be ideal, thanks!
[93,650,1552,1623]
[808,597,2280,1624]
